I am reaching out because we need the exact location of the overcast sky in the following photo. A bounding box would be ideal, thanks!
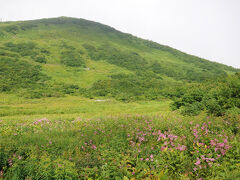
[1,0,240,68]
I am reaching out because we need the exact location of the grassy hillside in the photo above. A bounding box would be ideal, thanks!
[0,17,238,100]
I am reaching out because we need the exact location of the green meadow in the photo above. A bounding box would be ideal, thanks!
[0,93,171,120]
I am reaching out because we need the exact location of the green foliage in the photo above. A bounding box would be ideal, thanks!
[83,43,149,73]
[0,57,48,92]
[172,73,240,116]
[4,25,19,34]
[86,73,167,101]
[60,50,85,67]
[33,55,47,64]
[4,42,38,57]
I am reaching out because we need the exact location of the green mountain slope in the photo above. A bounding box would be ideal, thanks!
[0,17,238,100]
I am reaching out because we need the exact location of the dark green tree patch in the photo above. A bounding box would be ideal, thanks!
[4,25,19,34]
[60,50,85,67]
[171,73,240,116]
[0,57,48,91]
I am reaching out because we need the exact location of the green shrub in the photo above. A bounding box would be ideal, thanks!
[60,50,85,67]
[33,56,47,64]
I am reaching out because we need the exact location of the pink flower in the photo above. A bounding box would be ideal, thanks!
[168,134,178,140]
[0,170,3,177]
[161,146,167,151]
[224,145,231,150]
[176,145,187,151]
[208,158,215,162]
[217,143,225,147]
[195,158,201,166]
[158,133,166,140]
[210,140,216,146]
[221,149,226,155]
[201,155,205,160]
[150,154,154,159]
[139,137,145,142]
[92,145,97,150]
[145,158,149,161]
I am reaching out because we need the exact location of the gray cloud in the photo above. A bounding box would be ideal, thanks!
[1,0,240,68]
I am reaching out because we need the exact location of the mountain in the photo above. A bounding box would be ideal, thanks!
[0,17,238,100]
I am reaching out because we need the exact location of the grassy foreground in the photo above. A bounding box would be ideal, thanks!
[0,95,239,179]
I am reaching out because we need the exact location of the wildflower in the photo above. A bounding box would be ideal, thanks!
[201,155,205,160]
[221,149,226,155]
[208,158,215,162]
[194,158,201,166]
[217,154,221,159]
[168,134,178,141]
[8,159,12,166]
[139,137,145,142]
[176,144,187,151]
[92,145,97,150]
[150,154,154,159]
[224,145,231,150]
[217,143,225,147]
[0,170,3,177]
[210,140,216,146]
[161,146,167,151]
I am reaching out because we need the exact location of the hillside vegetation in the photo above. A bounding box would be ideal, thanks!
[0,17,238,101]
